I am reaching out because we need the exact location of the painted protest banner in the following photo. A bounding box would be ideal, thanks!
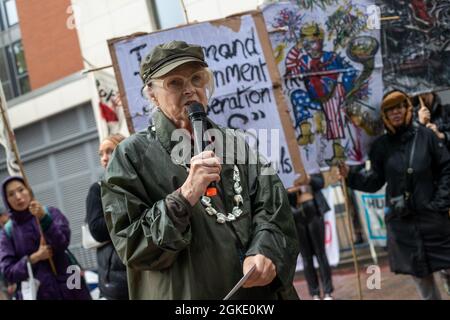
[262,1,384,174]
[108,12,305,187]
[296,185,340,271]
[0,81,21,176]
[353,188,387,247]
[377,0,450,95]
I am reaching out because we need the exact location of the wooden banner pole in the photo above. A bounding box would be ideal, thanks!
[341,177,363,300]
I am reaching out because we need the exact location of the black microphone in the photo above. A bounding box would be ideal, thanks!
[187,102,218,197]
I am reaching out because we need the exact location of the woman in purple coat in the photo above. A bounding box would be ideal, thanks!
[0,176,91,300]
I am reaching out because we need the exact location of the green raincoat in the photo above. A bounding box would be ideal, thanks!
[101,109,300,299]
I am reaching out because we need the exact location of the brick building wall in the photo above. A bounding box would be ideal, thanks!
[15,0,83,90]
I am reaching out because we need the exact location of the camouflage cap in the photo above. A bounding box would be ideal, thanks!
[140,40,208,86]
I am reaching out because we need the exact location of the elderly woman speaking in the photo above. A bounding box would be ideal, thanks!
[101,41,300,300]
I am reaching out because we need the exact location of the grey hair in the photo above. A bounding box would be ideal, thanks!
[141,85,158,115]
[204,67,215,102]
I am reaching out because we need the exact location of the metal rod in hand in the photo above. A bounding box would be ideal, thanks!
[0,90,57,275]
[180,0,189,24]
[81,64,112,74]
[340,176,363,300]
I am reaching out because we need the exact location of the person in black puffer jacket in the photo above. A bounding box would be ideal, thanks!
[86,134,128,300]
[340,91,450,300]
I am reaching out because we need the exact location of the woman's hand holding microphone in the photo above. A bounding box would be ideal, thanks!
[180,150,222,206]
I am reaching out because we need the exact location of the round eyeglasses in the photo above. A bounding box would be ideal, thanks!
[151,70,210,93]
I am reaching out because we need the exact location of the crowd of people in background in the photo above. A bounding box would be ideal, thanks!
[0,176,92,300]
[338,90,450,300]
[0,134,129,300]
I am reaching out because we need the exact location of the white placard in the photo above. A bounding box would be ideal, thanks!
[109,13,304,187]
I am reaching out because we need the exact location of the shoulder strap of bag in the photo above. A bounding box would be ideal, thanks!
[3,220,18,253]
[4,220,12,238]
[3,205,52,239]
[65,248,83,270]
[405,126,418,205]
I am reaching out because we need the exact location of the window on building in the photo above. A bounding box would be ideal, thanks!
[4,0,18,27]
[151,0,186,29]
[11,41,29,93]
[0,0,27,100]
[11,41,26,75]
[0,0,18,30]
[2,41,30,99]
[0,9,4,31]
[0,48,13,100]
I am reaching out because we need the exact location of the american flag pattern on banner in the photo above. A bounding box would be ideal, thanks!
[285,47,302,75]
[286,46,351,140]
[323,84,346,140]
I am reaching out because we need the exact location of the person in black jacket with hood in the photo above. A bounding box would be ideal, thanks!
[340,90,450,300]
[287,172,338,300]
[86,134,128,300]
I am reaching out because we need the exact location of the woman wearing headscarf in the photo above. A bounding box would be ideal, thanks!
[85,134,128,300]
[101,40,300,299]
[0,176,91,299]
[340,90,450,300]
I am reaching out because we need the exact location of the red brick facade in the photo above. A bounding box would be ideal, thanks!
[16,0,83,90]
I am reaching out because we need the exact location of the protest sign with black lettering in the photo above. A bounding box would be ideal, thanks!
[108,11,305,187]
[353,188,387,247]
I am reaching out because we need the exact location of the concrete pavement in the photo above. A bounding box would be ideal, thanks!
[294,256,450,300]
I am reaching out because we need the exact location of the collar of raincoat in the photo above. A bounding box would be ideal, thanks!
[152,108,218,158]
[153,109,187,154]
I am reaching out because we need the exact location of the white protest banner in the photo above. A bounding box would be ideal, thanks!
[262,1,384,174]
[108,11,305,187]
[88,69,130,142]
[353,187,387,247]
[0,81,21,176]
[296,185,340,271]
